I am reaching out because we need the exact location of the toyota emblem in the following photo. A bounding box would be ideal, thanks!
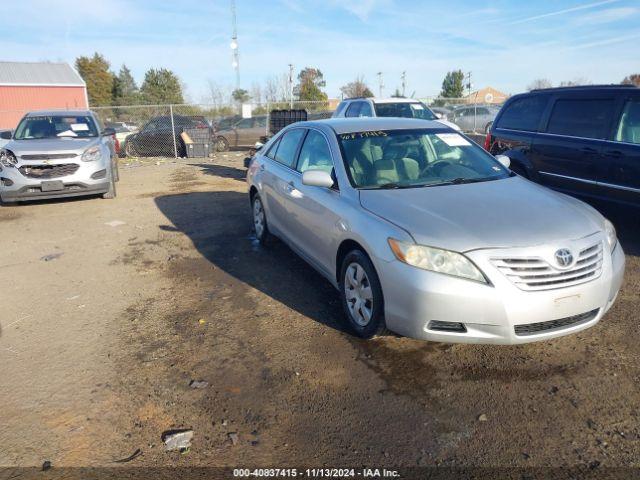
[555,249,573,268]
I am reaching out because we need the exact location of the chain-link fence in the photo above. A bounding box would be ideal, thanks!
[0,97,505,160]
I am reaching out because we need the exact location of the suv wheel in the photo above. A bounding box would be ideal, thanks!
[216,136,230,152]
[339,250,387,338]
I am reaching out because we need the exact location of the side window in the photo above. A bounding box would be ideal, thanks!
[296,130,334,173]
[255,117,267,127]
[236,118,253,129]
[145,121,158,131]
[274,129,305,167]
[359,102,374,117]
[334,101,349,117]
[496,95,549,132]
[265,137,281,160]
[547,99,614,140]
[615,100,640,144]
[345,102,361,118]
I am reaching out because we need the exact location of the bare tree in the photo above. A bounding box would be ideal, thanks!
[340,75,374,98]
[250,81,262,104]
[559,77,591,87]
[526,78,552,91]
[206,80,225,109]
[264,76,278,103]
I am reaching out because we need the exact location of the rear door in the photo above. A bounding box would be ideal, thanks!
[260,128,306,240]
[235,117,254,146]
[532,94,616,199]
[597,95,640,206]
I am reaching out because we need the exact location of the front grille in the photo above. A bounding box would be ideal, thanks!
[20,153,77,160]
[492,242,603,291]
[514,309,599,336]
[19,164,80,179]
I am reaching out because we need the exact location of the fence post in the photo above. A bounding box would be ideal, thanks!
[169,104,178,159]
[265,102,270,137]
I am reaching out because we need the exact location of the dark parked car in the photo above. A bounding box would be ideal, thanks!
[215,115,267,151]
[487,85,640,207]
[124,115,212,157]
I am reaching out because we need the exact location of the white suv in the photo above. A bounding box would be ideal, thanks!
[333,97,460,130]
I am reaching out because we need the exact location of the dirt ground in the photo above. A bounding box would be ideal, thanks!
[0,152,639,475]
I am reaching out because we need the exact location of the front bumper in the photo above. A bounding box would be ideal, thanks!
[0,158,110,202]
[377,236,625,345]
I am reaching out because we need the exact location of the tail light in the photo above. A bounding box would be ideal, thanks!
[483,132,491,151]
[114,136,120,154]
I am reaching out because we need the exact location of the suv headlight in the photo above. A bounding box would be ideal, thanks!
[81,145,102,162]
[604,219,617,252]
[0,149,17,167]
[388,238,488,284]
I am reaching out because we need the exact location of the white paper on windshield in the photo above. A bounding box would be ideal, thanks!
[70,123,89,132]
[436,133,471,147]
[411,104,424,110]
[57,130,77,137]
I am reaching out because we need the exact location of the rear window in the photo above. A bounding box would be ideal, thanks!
[273,129,305,168]
[546,98,615,140]
[374,102,437,120]
[496,95,549,132]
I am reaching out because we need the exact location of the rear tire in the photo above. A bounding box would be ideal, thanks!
[125,141,138,157]
[113,158,120,182]
[251,194,270,245]
[216,136,230,152]
[339,250,387,338]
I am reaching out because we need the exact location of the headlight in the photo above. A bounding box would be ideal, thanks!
[81,145,102,162]
[388,238,488,284]
[604,219,617,252]
[0,149,17,167]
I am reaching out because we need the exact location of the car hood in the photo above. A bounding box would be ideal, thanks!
[359,176,604,252]
[5,138,100,157]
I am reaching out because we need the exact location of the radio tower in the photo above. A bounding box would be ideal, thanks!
[230,0,240,91]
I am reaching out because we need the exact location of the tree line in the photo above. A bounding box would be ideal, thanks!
[75,53,184,107]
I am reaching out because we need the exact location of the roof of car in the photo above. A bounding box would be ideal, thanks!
[344,97,423,104]
[296,117,448,134]
[529,84,637,93]
[26,109,93,117]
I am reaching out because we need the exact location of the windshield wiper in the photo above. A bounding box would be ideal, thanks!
[372,182,413,189]
[426,177,497,187]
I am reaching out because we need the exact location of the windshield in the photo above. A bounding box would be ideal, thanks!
[14,115,99,140]
[373,102,437,120]
[337,129,510,189]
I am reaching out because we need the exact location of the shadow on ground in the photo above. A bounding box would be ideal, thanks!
[155,190,347,334]
[190,163,246,182]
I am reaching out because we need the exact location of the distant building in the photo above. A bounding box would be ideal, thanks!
[0,61,88,129]
[463,86,508,104]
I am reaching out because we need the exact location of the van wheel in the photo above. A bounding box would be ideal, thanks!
[339,250,388,338]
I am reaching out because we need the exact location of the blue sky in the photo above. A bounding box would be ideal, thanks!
[4,0,639,102]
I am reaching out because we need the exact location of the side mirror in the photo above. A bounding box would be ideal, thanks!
[102,127,116,136]
[434,112,444,119]
[302,169,334,188]
[243,157,252,168]
[254,141,264,150]
[0,131,12,140]
[495,155,511,169]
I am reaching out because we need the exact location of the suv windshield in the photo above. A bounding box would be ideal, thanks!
[338,129,510,189]
[14,115,99,140]
[374,102,437,120]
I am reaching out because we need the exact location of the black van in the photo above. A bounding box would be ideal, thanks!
[486,85,640,207]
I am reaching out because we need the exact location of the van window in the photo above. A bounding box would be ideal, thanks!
[547,99,614,140]
[359,102,374,117]
[615,100,640,144]
[496,95,549,132]
[345,102,362,118]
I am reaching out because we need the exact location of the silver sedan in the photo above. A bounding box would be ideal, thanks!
[246,118,625,344]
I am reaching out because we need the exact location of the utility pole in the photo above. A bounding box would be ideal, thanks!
[377,72,384,97]
[288,64,294,108]
[401,71,406,97]
[465,71,472,98]
[230,0,240,92]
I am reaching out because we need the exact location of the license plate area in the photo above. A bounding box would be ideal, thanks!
[41,180,64,192]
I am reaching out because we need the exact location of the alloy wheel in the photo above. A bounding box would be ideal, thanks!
[253,197,265,238]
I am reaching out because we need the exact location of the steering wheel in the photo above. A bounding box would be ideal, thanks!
[422,160,453,176]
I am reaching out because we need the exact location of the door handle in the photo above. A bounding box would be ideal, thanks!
[259,164,265,171]
[581,147,598,154]
[604,150,623,158]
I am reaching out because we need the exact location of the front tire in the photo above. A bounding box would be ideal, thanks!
[339,250,387,338]
[251,194,270,245]
[216,136,230,152]
[125,141,138,157]
[102,171,117,199]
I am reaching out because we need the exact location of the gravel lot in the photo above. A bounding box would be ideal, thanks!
[0,152,639,473]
